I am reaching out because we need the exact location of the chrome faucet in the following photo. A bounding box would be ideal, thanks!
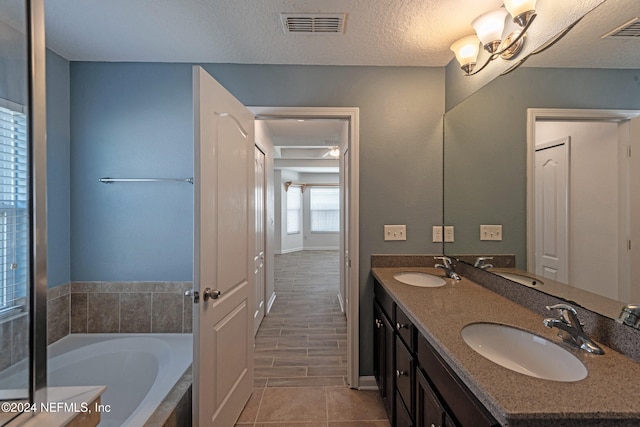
[474,256,494,269]
[618,304,640,329]
[434,256,461,281]
[543,303,604,355]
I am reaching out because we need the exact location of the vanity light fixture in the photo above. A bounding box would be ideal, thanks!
[450,0,537,76]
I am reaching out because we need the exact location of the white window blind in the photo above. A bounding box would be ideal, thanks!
[310,187,340,232]
[0,103,28,317]
[286,185,301,234]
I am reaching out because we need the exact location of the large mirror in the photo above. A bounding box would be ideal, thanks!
[444,0,640,320]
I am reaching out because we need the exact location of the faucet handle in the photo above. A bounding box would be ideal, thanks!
[546,303,578,315]
[546,304,584,330]
[434,256,452,268]
[474,256,494,268]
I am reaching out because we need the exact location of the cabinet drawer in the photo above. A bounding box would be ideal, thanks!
[417,335,497,427]
[395,305,415,351]
[395,337,414,417]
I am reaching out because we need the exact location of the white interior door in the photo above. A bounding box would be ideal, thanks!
[254,146,266,334]
[534,137,570,282]
[340,147,349,315]
[192,66,254,427]
[630,117,640,302]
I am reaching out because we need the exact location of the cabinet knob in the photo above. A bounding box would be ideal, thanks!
[396,369,407,377]
[396,322,407,330]
[375,319,383,329]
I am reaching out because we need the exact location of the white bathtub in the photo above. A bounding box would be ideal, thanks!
[47,333,192,427]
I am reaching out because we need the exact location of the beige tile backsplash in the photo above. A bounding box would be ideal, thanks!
[47,281,193,344]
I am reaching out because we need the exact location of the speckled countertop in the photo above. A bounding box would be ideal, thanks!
[372,267,640,427]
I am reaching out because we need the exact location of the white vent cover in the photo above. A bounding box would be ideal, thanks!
[602,17,640,39]
[280,13,346,34]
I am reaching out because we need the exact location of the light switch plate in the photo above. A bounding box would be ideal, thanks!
[444,226,454,242]
[432,226,443,243]
[480,224,502,241]
[384,225,406,241]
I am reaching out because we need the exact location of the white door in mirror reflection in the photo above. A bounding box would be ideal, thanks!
[535,121,627,302]
[535,137,569,283]
[629,116,640,303]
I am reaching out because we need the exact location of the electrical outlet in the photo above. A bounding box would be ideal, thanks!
[432,226,443,243]
[384,225,406,241]
[480,225,502,241]
[444,226,454,243]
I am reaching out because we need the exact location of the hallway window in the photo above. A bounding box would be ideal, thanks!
[310,187,339,232]
[0,103,28,317]
[287,185,301,234]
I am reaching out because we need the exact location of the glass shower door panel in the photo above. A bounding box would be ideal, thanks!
[0,0,31,425]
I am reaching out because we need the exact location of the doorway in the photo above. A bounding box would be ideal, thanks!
[251,106,360,388]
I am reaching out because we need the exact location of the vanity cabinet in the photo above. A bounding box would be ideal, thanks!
[374,279,499,427]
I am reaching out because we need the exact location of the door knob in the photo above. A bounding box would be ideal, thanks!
[203,288,221,301]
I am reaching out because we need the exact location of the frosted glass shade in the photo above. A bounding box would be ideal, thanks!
[450,35,480,69]
[472,9,508,47]
[503,0,537,18]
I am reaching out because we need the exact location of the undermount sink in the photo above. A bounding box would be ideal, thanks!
[393,272,446,288]
[494,271,543,287]
[461,322,587,382]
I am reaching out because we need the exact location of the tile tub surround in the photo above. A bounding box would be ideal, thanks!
[372,266,640,426]
[46,282,193,343]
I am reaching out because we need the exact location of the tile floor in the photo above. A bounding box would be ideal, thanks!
[236,250,390,426]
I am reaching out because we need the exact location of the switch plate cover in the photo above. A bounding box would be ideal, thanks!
[432,226,443,243]
[384,225,406,241]
[480,225,503,241]
[444,226,454,243]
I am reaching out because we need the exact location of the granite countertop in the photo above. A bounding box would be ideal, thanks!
[372,267,640,427]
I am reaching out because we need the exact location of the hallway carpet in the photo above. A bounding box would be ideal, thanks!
[236,250,389,426]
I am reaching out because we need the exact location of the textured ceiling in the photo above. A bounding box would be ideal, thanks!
[41,0,504,66]
[524,0,640,68]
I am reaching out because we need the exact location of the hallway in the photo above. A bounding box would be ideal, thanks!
[236,250,389,426]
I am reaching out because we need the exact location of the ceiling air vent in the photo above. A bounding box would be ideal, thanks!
[280,13,346,34]
[602,17,640,39]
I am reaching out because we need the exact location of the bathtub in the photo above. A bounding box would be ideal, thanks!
[47,333,192,427]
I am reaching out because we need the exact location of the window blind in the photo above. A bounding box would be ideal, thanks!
[0,104,28,316]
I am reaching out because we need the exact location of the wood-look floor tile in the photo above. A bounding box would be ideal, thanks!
[256,387,327,422]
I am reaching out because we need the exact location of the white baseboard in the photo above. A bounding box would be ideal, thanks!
[358,376,378,390]
[302,246,340,251]
[266,292,277,314]
[276,247,304,255]
[337,292,345,313]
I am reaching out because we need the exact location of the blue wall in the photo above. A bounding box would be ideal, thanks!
[70,63,194,281]
[46,50,71,288]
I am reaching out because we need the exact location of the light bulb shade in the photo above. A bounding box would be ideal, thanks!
[471,9,508,49]
[503,0,537,22]
[450,35,480,70]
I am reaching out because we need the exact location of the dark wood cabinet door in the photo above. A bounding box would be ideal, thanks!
[374,299,394,419]
[415,367,458,427]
